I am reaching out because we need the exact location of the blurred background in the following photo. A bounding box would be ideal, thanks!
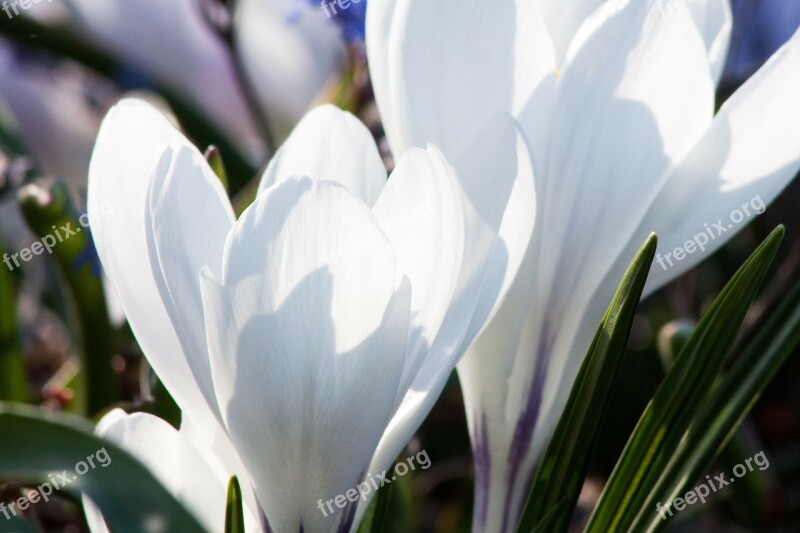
[0,0,799,531]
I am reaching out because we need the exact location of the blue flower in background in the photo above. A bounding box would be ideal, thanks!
[723,0,800,87]
[72,227,102,278]
[290,0,367,44]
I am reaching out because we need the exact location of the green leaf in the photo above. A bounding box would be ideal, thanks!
[516,234,657,533]
[0,402,206,532]
[18,180,117,415]
[0,98,34,164]
[585,226,784,533]
[225,476,245,533]
[531,499,569,533]
[205,145,230,194]
[632,273,800,531]
[0,240,28,403]
[356,471,395,533]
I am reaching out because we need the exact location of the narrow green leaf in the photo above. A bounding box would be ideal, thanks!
[531,499,569,533]
[18,180,117,415]
[0,98,33,163]
[0,402,206,532]
[586,226,784,533]
[357,472,395,533]
[0,240,28,403]
[634,276,800,531]
[516,234,657,532]
[225,476,245,533]
[205,145,230,194]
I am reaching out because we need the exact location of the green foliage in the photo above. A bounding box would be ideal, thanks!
[517,234,657,532]
[0,402,206,532]
[225,476,245,533]
[586,226,786,532]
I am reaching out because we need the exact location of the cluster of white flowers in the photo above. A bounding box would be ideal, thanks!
[57,0,800,532]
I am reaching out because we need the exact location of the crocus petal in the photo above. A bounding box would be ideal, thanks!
[145,143,235,421]
[257,105,386,206]
[371,145,465,401]
[88,98,216,434]
[367,0,524,160]
[539,0,604,64]
[685,0,733,84]
[235,0,346,140]
[83,410,259,533]
[361,115,532,519]
[608,26,800,300]
[537,0,713,344]
[203,176,411,532]
[512,1,557,184]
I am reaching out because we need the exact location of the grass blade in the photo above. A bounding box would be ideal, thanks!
[225,476,245,533]
[585,226,784,532]
[0,402,206,532]
[516,234,657,532]
[635,277,800,531]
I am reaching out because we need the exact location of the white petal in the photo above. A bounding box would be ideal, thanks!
[372,145,465,401]
[610,27,800,299]
[204,177,410,532]
[83,410,259,533]
[362,115,529,516]
[88,99,219,436]
[257,105,386,206]
[367,0,527,160]
[145,143,235,422]
[512,2,557,184]
[234,0,346,140]
[539,0,605,65]
[685,0,733,84]
[537,0,713,341]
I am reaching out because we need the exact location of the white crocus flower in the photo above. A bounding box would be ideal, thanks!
[87,98,532,531]
[60,0,344,159]
[0,42,110,187]
[367,0,800,530]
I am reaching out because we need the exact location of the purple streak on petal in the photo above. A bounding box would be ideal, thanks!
[499,331,554,532]
[336,499,358,533]
[260,503,273,532]
[471,411,492,530]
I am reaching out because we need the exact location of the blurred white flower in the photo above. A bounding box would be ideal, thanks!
[60,0,345,158]
[0,41,113,188]
[87,98,531,531]
[367,0,800,530]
